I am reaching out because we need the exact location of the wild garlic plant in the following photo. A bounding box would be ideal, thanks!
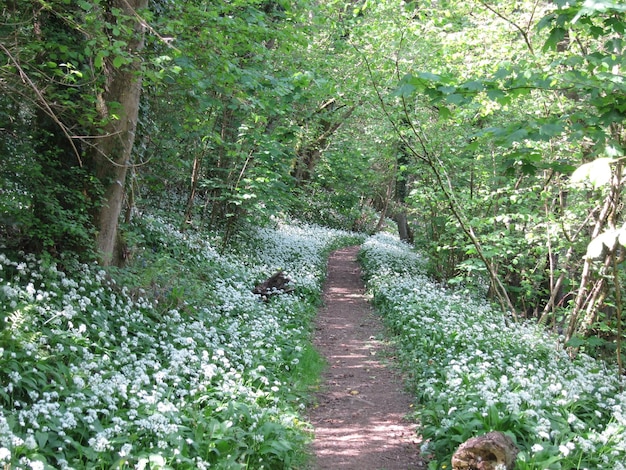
[360,233,626,470]
[0,215,362,469]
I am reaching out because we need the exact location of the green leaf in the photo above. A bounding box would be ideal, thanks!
[573,0,626,23]
[393,73,421,97]
[486,89,509,105]
[393,82,417,97]
[36,431,49,448]
[445,93,465,105]
[417,71,442,81]
[94,53,104,69]
[536,12,556,31]
[542,27,567,52]
[438,85,456,94]
[570,157,613,187]
[587,336,607,347]
[565,336,586,348]
[504,128,528,145]
[438,106,452,120]
[113,55,125,68]
[463,80,484,91]
[539,122,565,137]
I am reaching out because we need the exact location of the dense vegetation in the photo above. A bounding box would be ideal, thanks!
[1,215,363,468]
[1,0,626,468]
[361,235,626,469]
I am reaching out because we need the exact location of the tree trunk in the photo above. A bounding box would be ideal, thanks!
[292,99,358,185]
[92,0,148,266]
[566,160,623,342]
[183,151,203,227]
[394,212,410,241]
[375,179,394,231]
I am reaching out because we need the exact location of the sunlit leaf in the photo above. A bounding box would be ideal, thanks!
[573,0,626,23]
[570,157,613,187]
[586,229,620,258]
[618,226,626,248]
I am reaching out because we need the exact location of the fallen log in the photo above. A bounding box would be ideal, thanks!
[253,271,294,300]
[451,431,518,470]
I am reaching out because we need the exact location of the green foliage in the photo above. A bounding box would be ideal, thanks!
[0,214,359,468]
[343,0,626,351]
[0,99,99,255]
[0,0,149,259]
[135,0,321,233]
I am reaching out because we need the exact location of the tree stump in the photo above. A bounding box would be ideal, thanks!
[253,271,294,300]
[451,431,518,470]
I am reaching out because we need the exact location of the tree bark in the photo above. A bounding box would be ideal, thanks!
[292,99,358,185]
[183,151,203,227]
[375,179,394,231]
[452,431,518,470]
[92,0,148,266]
[566,161,623,342]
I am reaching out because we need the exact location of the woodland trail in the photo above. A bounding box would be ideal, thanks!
[306,246,425,470]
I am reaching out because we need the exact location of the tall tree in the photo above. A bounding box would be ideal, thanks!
[91,0,149,265]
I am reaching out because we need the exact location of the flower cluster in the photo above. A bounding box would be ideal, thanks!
[360,233,626,470]
[0,216,361,469]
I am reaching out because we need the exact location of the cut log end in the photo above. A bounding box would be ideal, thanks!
[451,431,519,470]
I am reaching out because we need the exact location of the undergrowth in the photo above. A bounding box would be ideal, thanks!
[360,232,626,470]
[0,214,363,469]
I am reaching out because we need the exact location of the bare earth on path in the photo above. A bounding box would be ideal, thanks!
[306,246,425,470]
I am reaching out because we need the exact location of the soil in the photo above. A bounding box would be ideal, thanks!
[306,246,426,470]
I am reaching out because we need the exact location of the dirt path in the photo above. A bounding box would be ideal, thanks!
[307,246,425,470]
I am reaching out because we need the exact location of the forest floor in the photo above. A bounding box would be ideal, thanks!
[306,246,426,470]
